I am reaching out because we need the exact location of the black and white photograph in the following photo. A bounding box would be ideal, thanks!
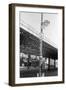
[19,12,58,78]
[9,4,64,86]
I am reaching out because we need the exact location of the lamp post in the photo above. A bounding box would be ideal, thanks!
[39,13,50,77]
[39,13,43,76]
[40,13,43,57]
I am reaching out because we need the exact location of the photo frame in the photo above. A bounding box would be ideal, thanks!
[9,3,64,86]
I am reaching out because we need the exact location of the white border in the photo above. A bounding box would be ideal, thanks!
[15,6,63,84]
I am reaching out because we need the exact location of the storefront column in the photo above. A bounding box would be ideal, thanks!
[54,59,56,69]
[48,58,50,70]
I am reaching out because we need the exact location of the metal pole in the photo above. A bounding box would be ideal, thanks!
[40,13,43,56]
[39,13,43,77]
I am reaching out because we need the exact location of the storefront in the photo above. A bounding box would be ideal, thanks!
[20,27,58,77]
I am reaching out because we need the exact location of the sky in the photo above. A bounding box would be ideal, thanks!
[19,12,58,48]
